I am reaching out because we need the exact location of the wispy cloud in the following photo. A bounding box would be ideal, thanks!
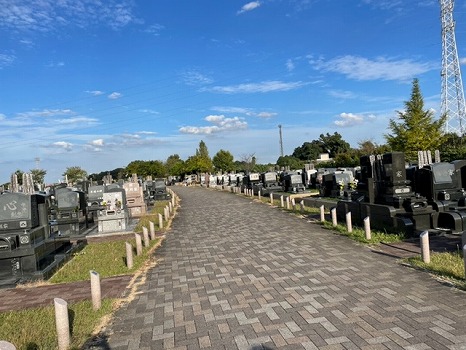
[144,23,165,36]
[182,70,214,86]
[211,106,277,118]
[312,55,437,82]
[108,92,122,99]
[179,115,247,135]
[0,53,15,69]
[0,1,138,32]
[205,80,308,94]
[286,59,295,72]
[86,90,105,96]
[17,109,74,118]
[328,90,358,100]
[138,109,159,114]
[237,1,261,14]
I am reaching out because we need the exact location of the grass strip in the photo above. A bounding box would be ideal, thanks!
[0,298,116,350]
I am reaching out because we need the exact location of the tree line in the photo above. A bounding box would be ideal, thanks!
[9,78,466,186]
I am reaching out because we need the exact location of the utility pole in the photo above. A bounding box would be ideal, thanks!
[439,0,466,135]
[278,125,284,157]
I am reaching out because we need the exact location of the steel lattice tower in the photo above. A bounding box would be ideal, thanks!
[440,0,466,135]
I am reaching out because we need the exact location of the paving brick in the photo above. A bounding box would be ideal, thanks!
[62,186,466,349]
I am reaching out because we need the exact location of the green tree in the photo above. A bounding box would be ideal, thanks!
[357,139,391,156]
[292,141,323,161]
[319,132,350,158]
[276,155,303,170]
[186,140,213,174]
[385,78,446,163]
[165,154,185,176]
[63,166,87,184]
[439,133,466,162]
[212,149,235,173]
[30,168,47,185]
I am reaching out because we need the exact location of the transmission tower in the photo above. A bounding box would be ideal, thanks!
[439,0,466,135]
[278,125,284,157]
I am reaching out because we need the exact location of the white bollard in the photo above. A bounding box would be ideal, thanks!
[280,196,284,208]
[291,198,296,211]
[158,213,164,230]
[54,298,70,350]
[0,341,16,350]
[270,193,273,205]
[420,231,430,263]
[149,221,155,240]
[90,270,101,310]
[258,191,261,201]
[125,242,133,269]
[135,233,143,256]
[300,201,305,213]
[142,227,150,247]
[331,208,337,227]
[364,216,371,240]
[346,212,352,233]
[286,197,290,210]
[320,205,325,222]
[164,206,169,222]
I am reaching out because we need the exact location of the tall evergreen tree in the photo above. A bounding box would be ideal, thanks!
[385,78,446,163]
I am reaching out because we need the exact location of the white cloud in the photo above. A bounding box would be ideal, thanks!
[52,141,73,151]
[179,115,247,135]
[312,55,437,82]
[18,109,74,118]
[328,90,358,100]
[0,53,15,69]
[205,80,308,94]
[0,1,138,32]
[46,61,65,68]
[144,23,165,36]
[460,58,466,65]
[257,112,277,118]
[237,1,261,14]
[286,59,295,72]
[108,92,122,99]
[55,117,99,126]
[334,112,365,127]
[182,70,214,86]
[138,109,159,114]
[86,90,105,96]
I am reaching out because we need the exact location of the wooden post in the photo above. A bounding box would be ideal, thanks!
[54,298,70,350]
[346,212,352,233]
[125,242,133,269]
[331,208,337,227]
[364,216,371,240]
[320,205,325,222]
[420,231,430,263]
[90,270,101,310]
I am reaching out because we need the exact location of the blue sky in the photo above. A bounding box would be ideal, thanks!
[1,0,465,184]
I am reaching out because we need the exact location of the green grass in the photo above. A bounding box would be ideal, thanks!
[0,299,116,350]
[134,200,169,233]
[321,221,405,244]
[49,238,160,283]
[405,251,466,288]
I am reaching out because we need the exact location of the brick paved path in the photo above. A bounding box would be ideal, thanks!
[104,186,466,350]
